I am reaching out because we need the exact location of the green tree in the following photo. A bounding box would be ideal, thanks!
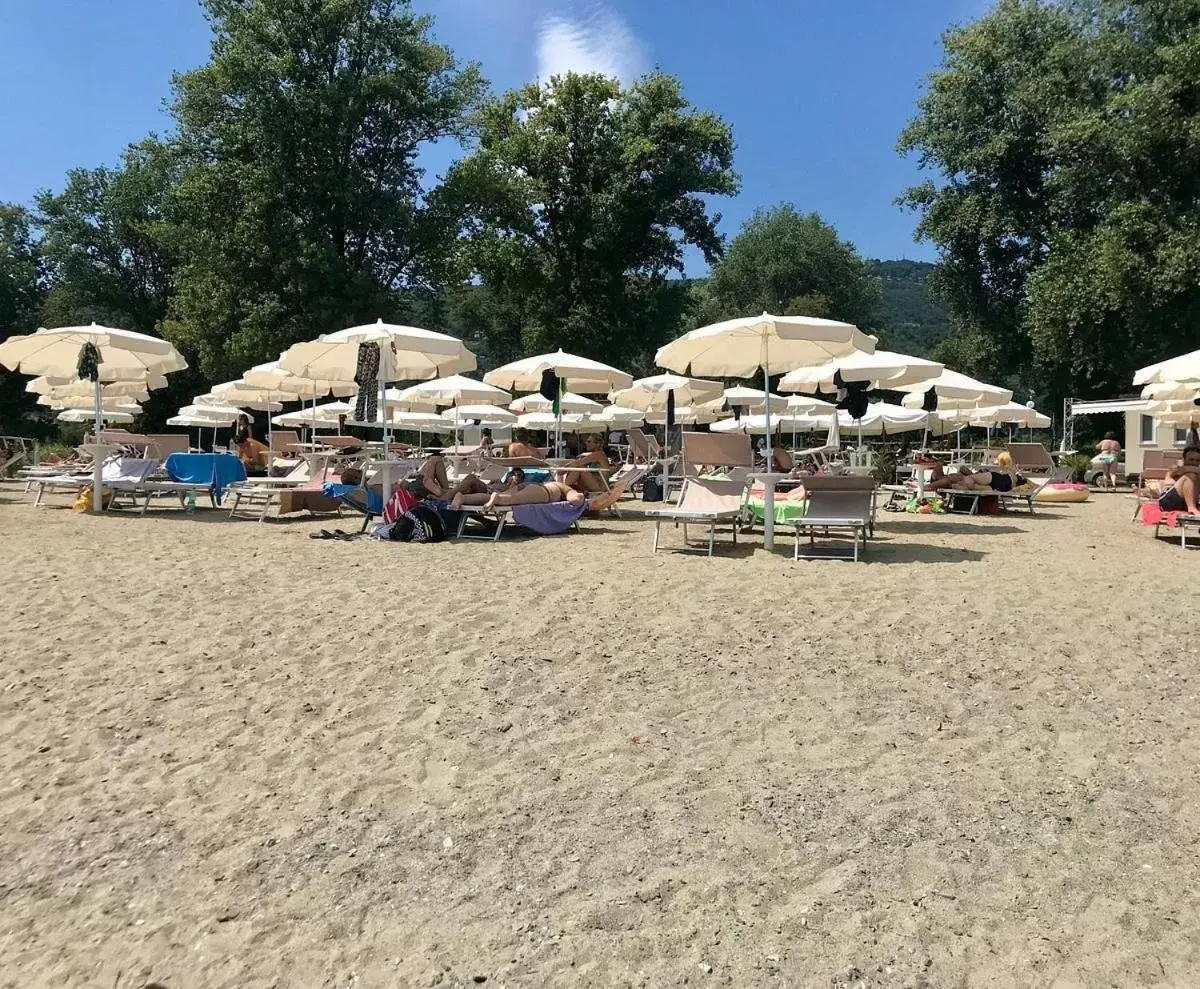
[694,205,881,330]
[163,0,484,378]
[0,205,48,435]
[899,0,1200,401]
[37,139,181,335]
[445,71,738,372]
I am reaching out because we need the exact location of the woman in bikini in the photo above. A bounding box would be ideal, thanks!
[559,433,611,493]
[927,453,1023,493]
[450,479,584,511]
[1095,432,1122,489]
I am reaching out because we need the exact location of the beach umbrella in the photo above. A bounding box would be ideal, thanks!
[657,314,873,455]
[0,324,186,511]
[966,402,1051,429]
[897,369,1012,410]
[485,350,632,456]
[780,349,943,393]
[195,390,284,412]
[442,404,516,424]
[1141,380,1200,401]
[711,412,828,435]
[38,394,142,411]
[1134,350,1200,387]
[515,411,585,429]
[0,324,186,380]
[594,404,646,425]
[705,386,789,416]
[644,404,724,425]
[279,319,476,384]
[27,372,168,398]
[657,313,874,547]
[610,373,723,411]
[836,401,929,435]
[393,375,512,445]
[279,320,476,497]
[57,407,136,424]
[242,359,356,447]
[510,391,604,414]
[393,374,510,407]
[483,350,632,394]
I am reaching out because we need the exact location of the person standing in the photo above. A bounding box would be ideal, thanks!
[1095,432,1122,489]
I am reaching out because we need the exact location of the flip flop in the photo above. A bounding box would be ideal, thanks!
[309,529,336,540]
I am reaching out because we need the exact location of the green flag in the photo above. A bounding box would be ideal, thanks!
[553,377,564,417]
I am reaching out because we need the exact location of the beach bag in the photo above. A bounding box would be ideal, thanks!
[642,476,663,502]
[382,486,419,524]
[388,504,446,543]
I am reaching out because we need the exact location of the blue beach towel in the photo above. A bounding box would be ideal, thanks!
[165,453,246,503]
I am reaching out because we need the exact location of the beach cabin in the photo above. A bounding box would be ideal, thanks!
[1070,398,1193,475]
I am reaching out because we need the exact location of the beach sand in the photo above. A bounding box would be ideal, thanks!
[2,484,1198,988]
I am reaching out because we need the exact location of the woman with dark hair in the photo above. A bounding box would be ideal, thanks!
[234,414,268,467]
[1095,431,1122,489]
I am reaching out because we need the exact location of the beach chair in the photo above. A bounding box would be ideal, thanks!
[792,475,875,562]
[226,460,313,521]
[645,432,753,556]
[1131,450,1178,521]
[28,457,158,507]
[146,433,191,458]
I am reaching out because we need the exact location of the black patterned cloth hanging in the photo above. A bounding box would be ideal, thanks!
[354,342,380,422]
[76,343,101,382]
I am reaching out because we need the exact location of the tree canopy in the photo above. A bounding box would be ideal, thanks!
[442,71,738,374]
[692,205,880,331]
[900,0,1200,402]
[161,0,485,379]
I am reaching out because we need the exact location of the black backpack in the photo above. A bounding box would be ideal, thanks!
[388,504,447,543]
[642,476,663,502]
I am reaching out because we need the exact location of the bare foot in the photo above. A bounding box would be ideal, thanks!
[483,493,498,511]
[450,493,463,510]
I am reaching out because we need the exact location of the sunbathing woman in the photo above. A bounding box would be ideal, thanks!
[450,479,584,511]
[559,433,611,493]
[449,467,526,499]
[927,453,1022,493]
[410,449,452,499]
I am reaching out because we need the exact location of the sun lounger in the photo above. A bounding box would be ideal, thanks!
[454,497,587,541]
[645,432,753,555]
[146,433,191,458]
[227,460,312,520]
[30,457,159,506]
[1131,450,1178,521]
[792,475,875,562]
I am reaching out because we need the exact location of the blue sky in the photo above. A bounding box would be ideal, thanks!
[0,0,993,269]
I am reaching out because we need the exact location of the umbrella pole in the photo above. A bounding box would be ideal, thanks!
[92,375,103,514]
[379,379,390,511]
[762,361,777,552]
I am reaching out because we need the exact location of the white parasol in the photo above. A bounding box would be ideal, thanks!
[0,323,185,511]
[657,312,874,549]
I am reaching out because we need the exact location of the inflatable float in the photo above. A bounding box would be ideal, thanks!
[1034,482,1090,504]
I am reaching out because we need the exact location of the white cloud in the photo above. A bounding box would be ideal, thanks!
[535,2,648,84]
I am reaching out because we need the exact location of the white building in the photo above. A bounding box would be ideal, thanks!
[1069,398,1195,475]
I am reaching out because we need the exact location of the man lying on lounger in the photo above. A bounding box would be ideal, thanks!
[450,476,585,511]
[1159,446,1200,516]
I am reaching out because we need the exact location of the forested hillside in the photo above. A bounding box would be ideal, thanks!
[868,260,952,358]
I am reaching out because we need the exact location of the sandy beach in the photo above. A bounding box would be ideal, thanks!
[2,484,1198,989]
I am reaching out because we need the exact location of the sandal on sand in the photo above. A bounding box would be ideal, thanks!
[309,529,336,540]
